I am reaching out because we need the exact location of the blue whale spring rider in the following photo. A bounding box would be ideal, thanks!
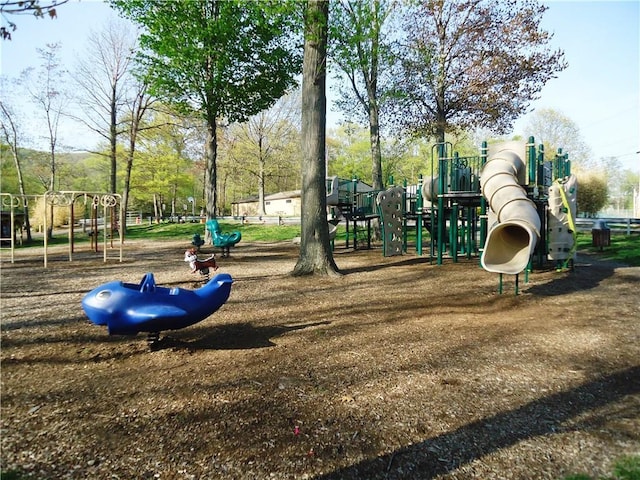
[82,272,233,337]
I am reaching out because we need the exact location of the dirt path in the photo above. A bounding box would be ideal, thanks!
[1,241,638,479]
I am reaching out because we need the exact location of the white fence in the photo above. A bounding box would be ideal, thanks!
[574,217,640,234]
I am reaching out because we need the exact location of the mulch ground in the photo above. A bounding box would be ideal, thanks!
[1,239,638,479]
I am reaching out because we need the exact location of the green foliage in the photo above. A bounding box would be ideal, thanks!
[111,0,303,218]
[112,0,302,124]
[526,108,594,170]
[329,0,395,116]
[577,174,609,217]
[219,93,302,212]
[0,145,104,194]
[613,455,640,480]
[380,136,431,185]
[328,0,396,189]
[0,469,27,480]
[560,454,640,480]
[128,110,199,215]
[600,158,639,212]
[616,170,640,205]
[327,123,447,186]
[327,123,372,181]
[576,232,640,267]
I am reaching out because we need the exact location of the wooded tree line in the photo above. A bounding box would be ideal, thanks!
[2,0,636,271]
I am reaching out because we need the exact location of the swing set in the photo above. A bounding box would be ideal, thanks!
[0,191,123,267]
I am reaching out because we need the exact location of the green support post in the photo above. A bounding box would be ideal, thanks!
[402,179,408,253]
[416,175,423,256]
[538,144,545,168]
[527,136,536,185]
[351,177,357,248]
[537,144,545,186]
[451,202,459,262]
[557,149,570,178]
[536,142,545,262]
[554,149,563,180]
[437,144,446,265]
[537,142,546,269]
[429,172,435,265]
[466,206,473,259]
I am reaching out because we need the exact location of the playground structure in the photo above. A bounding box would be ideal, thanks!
[206,219,242,257]
[328,137,578,283]
[326,176,379,250]
[0,191,123,267]
[480,143,541,275]
[82,271,233,346]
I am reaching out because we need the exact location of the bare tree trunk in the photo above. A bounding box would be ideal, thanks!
[369,102,383,240]
[47,123,56,240]
[122,86,153,236]
[205,119,218,241]
[110,85,118,194]
[73,19,136,196]
[153,194,164,222]
[257,136,266,216]
[293,0,339,277]
[369,102,383,190]
[0,102,33,242]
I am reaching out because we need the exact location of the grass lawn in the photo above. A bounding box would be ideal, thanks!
[12,221,640,267]
[575,231,640,267]
[123,220,301,243]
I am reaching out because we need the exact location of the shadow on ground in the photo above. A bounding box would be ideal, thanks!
[152,320,332,351]
[316,366,640,479]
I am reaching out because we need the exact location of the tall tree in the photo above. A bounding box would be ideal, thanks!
[390,0,567,143]
[131,120,194,222]
[526,108,593,170]
[226,93,301,215]
[120,82,155,230]
[327,122,372,181]
[22,43,67,238]
[330,0,395,190]
[293,0,339,276]
[0,98,33,242]
[73,18,137,194]
[112,0,302,231]
[577,173,608,217]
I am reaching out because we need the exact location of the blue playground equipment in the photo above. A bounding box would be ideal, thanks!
[82,272,233,345]
[206,219,241,257]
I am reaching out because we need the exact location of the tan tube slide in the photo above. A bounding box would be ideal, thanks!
[480,146,540,275]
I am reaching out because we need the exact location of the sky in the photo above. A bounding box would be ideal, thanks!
[511,0,640,172]
[1,0,639,172]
